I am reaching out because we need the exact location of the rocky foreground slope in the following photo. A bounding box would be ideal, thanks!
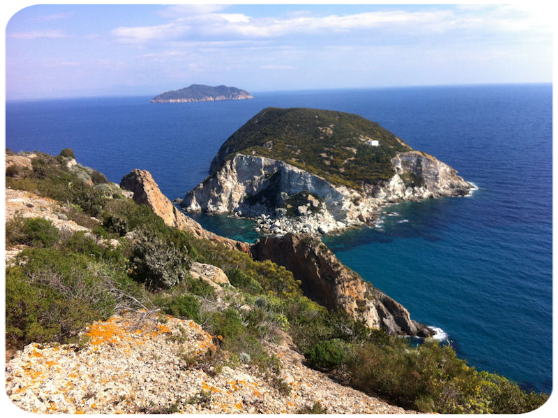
[182,108,475,235]
[5,311,410,414]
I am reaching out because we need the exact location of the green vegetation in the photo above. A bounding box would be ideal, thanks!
[211,107,411,189]
[4,150,549,414]
[6,217,60,248]
[59,148,76,159]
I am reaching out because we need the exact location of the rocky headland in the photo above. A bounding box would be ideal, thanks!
[251,233,433,337]
[151,84,254,103]
[119,166,431,336]
[181,107,475,236]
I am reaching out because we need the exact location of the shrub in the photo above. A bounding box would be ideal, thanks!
[6,164,21,178]
[227,268,263,294]
[103,214,129,236]
[159,294,201,322]
[23,218,60,247]
[6,217,60,248]
[5,247,140,350]
[129,230,190,289]
[67,180,107,217]
[305,339,347,371]
[184,277,215,298]
[209,307,244,340]
[59,148,75,159]
[91,169,109,185]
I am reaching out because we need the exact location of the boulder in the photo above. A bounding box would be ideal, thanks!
[189,262,230,290]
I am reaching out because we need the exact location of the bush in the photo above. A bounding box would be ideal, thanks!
[103,214,129,236]
[6,217,60,248]
[59,148,75,159]
[227,268,263,294]
[296,402,328,414]
[209,307,244,340]
[5,247,140,350]
[67,180,107,217]
[129,230,190,289]
[22,218,60,247]
[6,164,21,178]
[91,169,109,185]
[160,294,201,322]
[305,339,347,371]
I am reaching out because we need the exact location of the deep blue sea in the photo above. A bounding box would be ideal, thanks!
[6,84,552,393]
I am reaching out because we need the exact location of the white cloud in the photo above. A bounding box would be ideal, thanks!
[33,12,75,21]
[110,5,553,50]
[157,4,229,19]
[9,30,69,39]
[112,23,188,44]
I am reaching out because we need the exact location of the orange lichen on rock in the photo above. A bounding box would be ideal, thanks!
[86,318,126,346]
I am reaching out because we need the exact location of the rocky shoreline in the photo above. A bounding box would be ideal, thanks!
[182,152,476,237]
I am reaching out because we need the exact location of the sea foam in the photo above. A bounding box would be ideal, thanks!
[427,326,449,342]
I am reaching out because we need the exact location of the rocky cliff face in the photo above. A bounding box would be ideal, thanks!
[251,233,433,337]
[120,169,250,253]
[182,151,475,235]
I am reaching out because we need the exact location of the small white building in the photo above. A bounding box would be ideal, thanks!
[367,140,380,147]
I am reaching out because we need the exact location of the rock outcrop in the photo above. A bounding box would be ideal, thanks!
[182,152,474,235]
[251,233,433,337]
[189,262,230,291]
[120,169,250,253]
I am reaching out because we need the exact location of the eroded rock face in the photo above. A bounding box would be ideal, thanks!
[182,152,474,236]
[251,233,432,337]
[120,169,250,253]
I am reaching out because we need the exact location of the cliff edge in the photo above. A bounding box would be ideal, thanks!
[251,233,433,337]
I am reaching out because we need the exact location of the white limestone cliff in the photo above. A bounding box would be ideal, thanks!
[181,151,475,236]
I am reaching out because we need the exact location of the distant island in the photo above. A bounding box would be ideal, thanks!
[151,84,254,103]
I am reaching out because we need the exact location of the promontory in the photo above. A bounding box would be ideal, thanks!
[151,84,254,103]
[181,107,475,235]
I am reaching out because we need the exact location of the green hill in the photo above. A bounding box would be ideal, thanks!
[210,107,411,189]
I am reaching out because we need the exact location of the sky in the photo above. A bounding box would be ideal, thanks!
[3,2,554,100]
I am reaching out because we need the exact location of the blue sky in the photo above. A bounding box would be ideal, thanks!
[4,3,553,100]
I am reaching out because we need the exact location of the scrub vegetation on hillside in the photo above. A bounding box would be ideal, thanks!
[211,108,411,189]
[5,149,549,414]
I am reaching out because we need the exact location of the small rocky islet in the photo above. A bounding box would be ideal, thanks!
[151,84,254,103]
[181,107,475,236]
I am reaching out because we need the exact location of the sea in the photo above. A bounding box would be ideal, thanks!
[5,84,552,393]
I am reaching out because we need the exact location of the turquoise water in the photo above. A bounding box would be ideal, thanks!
[6,84,552,392]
